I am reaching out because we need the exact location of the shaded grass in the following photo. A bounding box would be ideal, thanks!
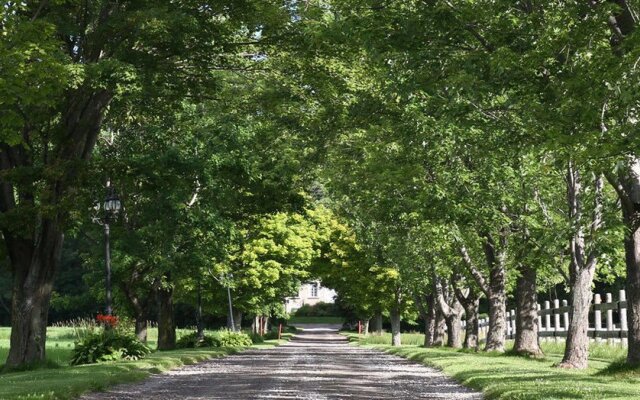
[359,332,628,362]
[0,327,293,399]
[358,332,425,346]
[348,333,640,400]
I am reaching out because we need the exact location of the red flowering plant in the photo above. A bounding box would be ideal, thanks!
[96,314,119,328]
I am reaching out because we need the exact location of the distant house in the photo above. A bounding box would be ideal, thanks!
[285,281,336,313]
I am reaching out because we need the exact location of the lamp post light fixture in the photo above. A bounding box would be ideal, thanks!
[102,186,121,316]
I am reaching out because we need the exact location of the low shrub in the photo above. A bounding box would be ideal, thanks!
[213,330,253,347]
[294,302,340,317]
[176,332,216,348]
[249,332,265,344]
[284,325,297,333]
[71,330,151,365]
[264,329,280,340]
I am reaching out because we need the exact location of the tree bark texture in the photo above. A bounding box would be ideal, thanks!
[4,223,63,369]
[157,283,176,351]
[120,276,152,343]
[607,157,640,365]
[390,306,401,346]
[416,293,436,347]
[514,264,542,356]
[459,233,508,353]
[0,87,112,368]
[374,312,383,335]
[435,278,464,349]
[135,317,148,343]
[433,310,446,346]
[233,310,243,332]
[453,282,480,351]
[482,234,507,352]
[560,165,602,369]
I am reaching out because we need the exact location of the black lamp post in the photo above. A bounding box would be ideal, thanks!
[103,187,121,316]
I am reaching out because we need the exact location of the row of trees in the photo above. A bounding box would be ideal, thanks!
[291,0,640,370]
[2,0,640,373]
[0,0,342,368]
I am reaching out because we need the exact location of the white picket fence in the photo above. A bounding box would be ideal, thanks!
[470,289,629,345]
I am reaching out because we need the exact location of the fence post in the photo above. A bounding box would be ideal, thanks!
[606,293,614,345]
[544,301,551,342]
[506,311,512,339]
[278,323,282,340]
[620,289,628,346]
[537,303,544,334]
[358,320,362,335]
[594,294,602,343]
[562,300,569,332]
[553,299,560,342]
[510,309,516,339]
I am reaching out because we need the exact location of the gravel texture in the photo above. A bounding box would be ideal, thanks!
[81,325,483,399]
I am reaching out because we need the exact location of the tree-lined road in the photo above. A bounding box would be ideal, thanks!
[82,325,482,399]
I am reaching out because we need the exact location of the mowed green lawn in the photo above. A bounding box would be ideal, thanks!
[0,327,291,400]
[349,332,640,400]
[0,327,174,367]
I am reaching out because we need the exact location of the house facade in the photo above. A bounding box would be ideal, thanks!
[285,281,336,313]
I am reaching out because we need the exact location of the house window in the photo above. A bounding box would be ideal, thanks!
[310,282,318,297]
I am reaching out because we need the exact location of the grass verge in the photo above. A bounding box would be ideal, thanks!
[346,332,640,400]
[0,331,293,400]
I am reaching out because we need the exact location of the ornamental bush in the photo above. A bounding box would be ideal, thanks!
[70,330,151,365]
[294,302,340,317]
[176,332,216,348]
[249,332,265,344]
[213,330,253,347]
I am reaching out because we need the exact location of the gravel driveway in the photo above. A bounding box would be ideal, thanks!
[82,325,483,399]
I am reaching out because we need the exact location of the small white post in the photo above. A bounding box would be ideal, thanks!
[620,289,628,347]
[537,303,544,333]
[594,294,602,343]
[562,300,569,332]
[553,299,561,342]
[506,311,512,338]
[511,309,516,338]
[544,301,551,342]
[606,293,614,345]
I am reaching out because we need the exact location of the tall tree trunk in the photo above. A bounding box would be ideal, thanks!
[560,166,602,369]
[390,306,401,346]
[4,225,63,369]
[433,310,446,346]
[196,280,204,340]
[624,219,640,365]
[453,283,480,351]
[445,313,463,348]
[233,309,243,332]
[435,277,464,349]
[157,282,176,351]
[120,277,151,344]
[561,267,595,368]
[374,312,383,335]
[481,232,508,352]
[0,88,112,369]
[514,264,542,357]
[462,298,479,350]
[135,316,148,343]
[606,157,640,365]
[459,233,508,353]
[419,294,436,347]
